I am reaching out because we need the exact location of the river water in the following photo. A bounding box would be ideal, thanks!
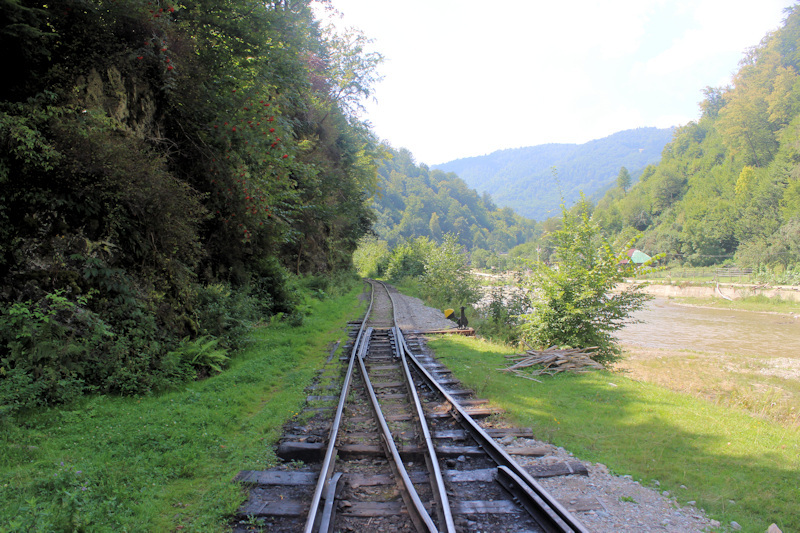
[615,298,800,358]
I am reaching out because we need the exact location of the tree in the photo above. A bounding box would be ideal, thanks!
[429,211,443,241]
[518,201,651,364]
[419,234,480,307]
[617,166,632,193]
[0,0,384,407]
[352,236,390,277]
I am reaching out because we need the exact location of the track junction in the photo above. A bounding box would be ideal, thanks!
[234,280,589,532]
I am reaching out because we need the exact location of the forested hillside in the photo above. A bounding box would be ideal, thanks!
[433,127,674,220]
[373,147,538,252]
[0,0,381,408]
[590,5,800,270]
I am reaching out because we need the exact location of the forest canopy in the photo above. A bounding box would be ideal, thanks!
[371,146,538,254]
[0,0,382,409]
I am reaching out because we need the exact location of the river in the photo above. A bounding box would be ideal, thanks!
[615,298,800,358]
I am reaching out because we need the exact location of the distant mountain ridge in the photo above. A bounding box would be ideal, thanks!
[432,127,674,220]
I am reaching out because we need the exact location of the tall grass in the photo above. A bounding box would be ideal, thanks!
[0,286,365,531]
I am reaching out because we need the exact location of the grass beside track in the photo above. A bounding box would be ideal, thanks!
[0,287,365,532]
[430,334,800,533]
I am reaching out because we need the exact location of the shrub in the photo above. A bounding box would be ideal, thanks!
[353,236,391,277]
[476,275,531,344]
[195,283,258,350]
[0,291,111,413]
[385,238,433,280]
[518,201,652,364]
[419,234,480,308]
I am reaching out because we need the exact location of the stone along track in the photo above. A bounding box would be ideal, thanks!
[234,280,589,532]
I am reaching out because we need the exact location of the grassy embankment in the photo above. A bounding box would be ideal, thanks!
[430,333,799,533]
[0,285,366,532]
[401,273,799,531]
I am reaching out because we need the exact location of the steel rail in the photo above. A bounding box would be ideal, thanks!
[303,283,374,533]
[381,280,455,532]
[397,331,590,533]
[394,326,456,533]
[356,326,438,532]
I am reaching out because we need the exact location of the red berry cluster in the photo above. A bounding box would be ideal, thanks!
[146,2,176,20]
[135,3,177,72]
[136,38,174,72]
[209,88,295,241]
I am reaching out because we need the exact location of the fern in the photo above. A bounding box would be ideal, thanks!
[168,336,229,374]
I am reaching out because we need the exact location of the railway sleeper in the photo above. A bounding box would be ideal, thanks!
[237,461,587,489]
[276,440,551,462]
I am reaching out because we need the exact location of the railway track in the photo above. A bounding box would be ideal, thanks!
[234,280,589,532]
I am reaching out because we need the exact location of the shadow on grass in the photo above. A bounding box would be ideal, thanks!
[430,336,800,533]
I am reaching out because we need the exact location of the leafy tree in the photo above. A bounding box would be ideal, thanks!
[518,202,651,364]
[385,238,433,280]
[0,0,383,407]
[617,166,632,193]
[352,236,390,278]
[419,234,480,307]
[429,211,443,241]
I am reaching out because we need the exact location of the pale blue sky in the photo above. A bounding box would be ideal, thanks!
[317,0,796,165]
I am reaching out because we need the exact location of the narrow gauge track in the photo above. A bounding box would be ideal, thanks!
[235,280,588,533]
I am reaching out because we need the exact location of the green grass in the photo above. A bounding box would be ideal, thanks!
[672,294,800,314]
[430,335,800,533]
[0,287,365,532]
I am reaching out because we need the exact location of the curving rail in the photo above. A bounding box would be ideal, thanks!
[302,279,588,533]
[302,280,375,533]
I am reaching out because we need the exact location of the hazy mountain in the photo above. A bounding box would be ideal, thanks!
[432,127,674,220]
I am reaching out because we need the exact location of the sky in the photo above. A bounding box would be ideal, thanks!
[315,0,797,166]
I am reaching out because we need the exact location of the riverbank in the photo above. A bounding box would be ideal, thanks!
[666,295,800,315]
[615,296,800,429]
[624,279,800,303]
[616,343,800,427]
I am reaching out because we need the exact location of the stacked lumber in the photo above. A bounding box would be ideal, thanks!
[500,346,603,381]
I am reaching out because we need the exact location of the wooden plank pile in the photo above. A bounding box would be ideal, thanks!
[500,346,603,381]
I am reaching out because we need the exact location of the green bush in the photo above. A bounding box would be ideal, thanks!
[419,234,480,308]
[476,277,531,344]
[518,201,651,364]
[195,283,259,350]
[385,238,433,280]
[353,236,391,277]
[0,291,111,413]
